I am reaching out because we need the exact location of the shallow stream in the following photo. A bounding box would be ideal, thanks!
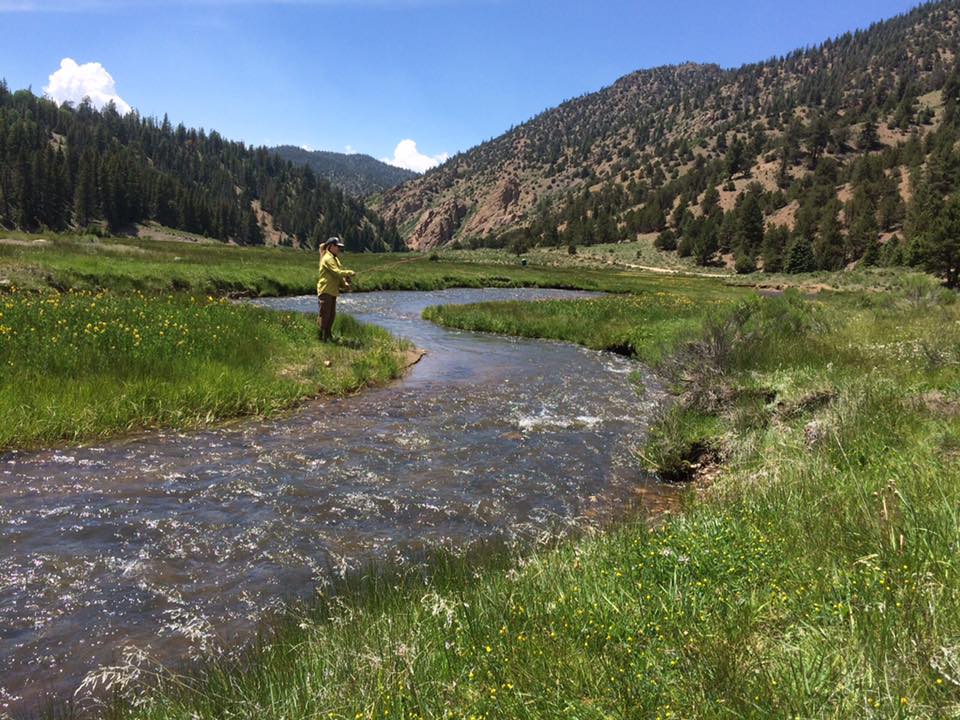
[0,288,673,716]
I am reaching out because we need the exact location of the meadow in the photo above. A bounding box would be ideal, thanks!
[75,272,960,719]
[0,230,752,450]
[6,230,960,717]
[0,231,685,296]
[0,287,408,451]
[2,230,933,297]
[439,236,726,275]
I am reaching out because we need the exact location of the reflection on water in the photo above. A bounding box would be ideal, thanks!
[0,288,671,716]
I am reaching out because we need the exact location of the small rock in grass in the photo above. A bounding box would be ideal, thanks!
[804,419,827,447]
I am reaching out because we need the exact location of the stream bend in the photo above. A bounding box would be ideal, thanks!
[0,288,671,715]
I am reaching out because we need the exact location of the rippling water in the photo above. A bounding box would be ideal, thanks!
[0,288,672,716]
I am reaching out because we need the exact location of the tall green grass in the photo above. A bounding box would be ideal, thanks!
[0,232,318,295]
[423,286,739,364]
[0,288,408,450]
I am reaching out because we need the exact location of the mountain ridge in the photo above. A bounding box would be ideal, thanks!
[271,145,417,197]
[380,0,960,282]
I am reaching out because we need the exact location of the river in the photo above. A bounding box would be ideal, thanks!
[0,288,673,716]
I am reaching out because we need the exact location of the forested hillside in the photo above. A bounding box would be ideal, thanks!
[272,145,416,197]
[0,88,404,252]
[382,0,960,284]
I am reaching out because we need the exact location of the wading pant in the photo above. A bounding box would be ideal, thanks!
[318,293,337,341]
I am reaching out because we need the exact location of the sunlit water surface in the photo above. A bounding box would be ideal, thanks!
[0,288,673,716]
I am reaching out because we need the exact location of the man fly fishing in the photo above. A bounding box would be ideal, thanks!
[317,236,356,342]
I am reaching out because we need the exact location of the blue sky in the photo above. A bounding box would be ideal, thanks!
[1,0,924,171]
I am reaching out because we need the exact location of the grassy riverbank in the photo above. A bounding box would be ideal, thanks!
[86,276,960,719]
[0,288,408,452]
[0,231,692,296]
[423,288,739,365]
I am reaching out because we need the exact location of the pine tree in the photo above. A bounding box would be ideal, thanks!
[74,152,99,228]
[814,202,846,270]
[880,235,906,266]
[861,234,882,266]
[943,59,960,126]
[784,235,816,273]
[846,188,879,259]
[736,192,765,257]
[762,224,790,273]
[734,246,757,274]
[905,173,943,247]
[655,228,677,251]
[701,186,721,218]
[693,219,719,266]
[806,114,832,167]
[859,115,880,151]
[925,193,960,287]
[718,211,738,254]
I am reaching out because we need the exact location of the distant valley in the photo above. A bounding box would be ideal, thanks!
[271,145,417,197]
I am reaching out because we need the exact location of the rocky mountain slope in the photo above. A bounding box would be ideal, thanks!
[380,0,960,280]
[271,145,417,197]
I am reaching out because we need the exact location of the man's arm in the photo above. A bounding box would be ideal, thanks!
[321,255,356,278]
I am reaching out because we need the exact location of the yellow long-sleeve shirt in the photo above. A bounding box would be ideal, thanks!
[316,252,355,297]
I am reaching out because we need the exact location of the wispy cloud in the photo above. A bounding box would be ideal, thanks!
[381,139,448,173]
[44,58,132,114]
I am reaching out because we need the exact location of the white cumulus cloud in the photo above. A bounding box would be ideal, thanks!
[381,139,448,173]
[43,58,132,114]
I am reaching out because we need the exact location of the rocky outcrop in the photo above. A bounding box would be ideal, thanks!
[406,199,469,251]
[496,176,521,208]
[459,176,533,239]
